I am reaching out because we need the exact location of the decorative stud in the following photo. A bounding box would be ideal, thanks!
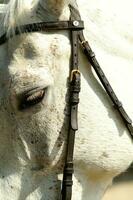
[73,21,79,27]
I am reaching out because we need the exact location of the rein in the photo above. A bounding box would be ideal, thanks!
[0,4,133,200]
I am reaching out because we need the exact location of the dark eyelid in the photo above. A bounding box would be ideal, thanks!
[18,87,46,110]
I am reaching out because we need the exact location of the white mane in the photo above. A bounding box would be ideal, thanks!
[0,0,36,34]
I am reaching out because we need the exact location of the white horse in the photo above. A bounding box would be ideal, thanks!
[0,0,133,199]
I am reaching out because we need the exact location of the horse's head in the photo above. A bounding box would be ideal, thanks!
[0,0,72,173]
[1,1,133,200]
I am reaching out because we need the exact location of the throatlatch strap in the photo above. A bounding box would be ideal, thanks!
[78,31,133,138]
[69,4,133,138]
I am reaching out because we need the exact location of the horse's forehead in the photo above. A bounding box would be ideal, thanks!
[0,32,70,83]
[0,31,71,96]
[8,32,70,61]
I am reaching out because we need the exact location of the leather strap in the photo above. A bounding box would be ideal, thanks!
[0,21,84,45]
[61,7,83,200]
[78,31,133,138]
[61,21,81,200]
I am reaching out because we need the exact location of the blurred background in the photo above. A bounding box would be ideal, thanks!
[103,164,133,200]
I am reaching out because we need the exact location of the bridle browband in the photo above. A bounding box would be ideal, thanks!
[0,4,133,200]
[0,20,84,45]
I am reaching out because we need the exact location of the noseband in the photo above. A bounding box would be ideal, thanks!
[0,4,133,200]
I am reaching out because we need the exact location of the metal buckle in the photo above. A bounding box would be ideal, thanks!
[70,69,80,82]
[81,40,88,46]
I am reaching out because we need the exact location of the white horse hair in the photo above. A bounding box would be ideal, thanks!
[0,0,35,34]
[0,0,133,200]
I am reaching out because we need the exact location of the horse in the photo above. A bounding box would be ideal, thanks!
[0,0,133,199]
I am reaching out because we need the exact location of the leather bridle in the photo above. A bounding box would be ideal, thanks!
[0,4,133,200]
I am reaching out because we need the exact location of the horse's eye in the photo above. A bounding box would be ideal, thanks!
[19,88,45,110]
